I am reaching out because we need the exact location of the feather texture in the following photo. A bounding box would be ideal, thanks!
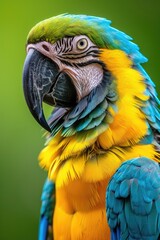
[107,157,160,239]
[39,179,55,240]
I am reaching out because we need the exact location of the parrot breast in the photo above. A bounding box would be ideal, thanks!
[53,180,110,240]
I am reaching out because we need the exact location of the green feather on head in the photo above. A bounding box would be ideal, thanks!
[27,14,112,48]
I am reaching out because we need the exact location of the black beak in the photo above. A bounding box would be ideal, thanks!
[23,49,77,132]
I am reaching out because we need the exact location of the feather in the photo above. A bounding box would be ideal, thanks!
[39,179,55,240]
[75,100,108,131]
[107,157,160,239]
[66,97,88,119]
[75,116,92,131]
[79,83,107,119]
[84,112,106,130]
[119,179,130,198]
[48,107,68,128]
[39,217,48,240]
[48,108,68,136]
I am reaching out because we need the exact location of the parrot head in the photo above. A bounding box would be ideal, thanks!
[23,14,159,144]
[23,14,113,133]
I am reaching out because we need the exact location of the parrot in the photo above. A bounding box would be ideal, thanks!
[22,14,160,240]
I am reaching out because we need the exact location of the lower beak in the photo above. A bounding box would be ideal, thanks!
[23,49,77,132]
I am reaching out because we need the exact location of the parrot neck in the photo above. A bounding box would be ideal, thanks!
[39,136,159,187]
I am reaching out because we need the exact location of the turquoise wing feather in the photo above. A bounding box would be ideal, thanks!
[107,157,160,240]
[39,179,55,240]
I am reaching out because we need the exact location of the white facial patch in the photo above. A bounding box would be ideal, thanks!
[63,63,103,100]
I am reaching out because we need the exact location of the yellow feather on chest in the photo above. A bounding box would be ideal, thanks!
[40,141,157,187]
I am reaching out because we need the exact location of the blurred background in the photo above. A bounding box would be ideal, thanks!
[0,0,160,239]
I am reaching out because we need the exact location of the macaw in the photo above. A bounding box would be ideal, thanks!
[22,14,160,240]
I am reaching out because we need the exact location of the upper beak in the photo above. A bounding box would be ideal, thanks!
[23,48,77,132]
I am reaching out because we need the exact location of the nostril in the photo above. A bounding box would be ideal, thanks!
[42,44,50,52]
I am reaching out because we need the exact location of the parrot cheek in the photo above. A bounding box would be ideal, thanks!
[23,48,77,132]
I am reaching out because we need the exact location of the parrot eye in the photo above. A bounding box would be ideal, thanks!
[76,38,88,50]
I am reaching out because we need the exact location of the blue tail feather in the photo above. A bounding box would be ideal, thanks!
[39,217,48,240]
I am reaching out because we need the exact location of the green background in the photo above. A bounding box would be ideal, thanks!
[1,0,160,239]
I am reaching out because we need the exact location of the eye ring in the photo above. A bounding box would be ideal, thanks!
[76,38,88,50]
